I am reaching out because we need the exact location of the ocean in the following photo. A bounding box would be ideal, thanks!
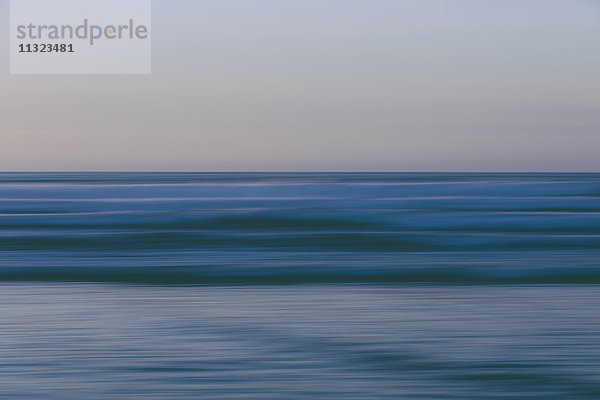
[1,172,600,399]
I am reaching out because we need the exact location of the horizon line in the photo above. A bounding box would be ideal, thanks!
[2,171,600,174]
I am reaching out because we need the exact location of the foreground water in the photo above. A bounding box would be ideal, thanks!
[1,172,600,398]
[2,284,600,399]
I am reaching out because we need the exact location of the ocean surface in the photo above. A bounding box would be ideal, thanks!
[1,172,600,399]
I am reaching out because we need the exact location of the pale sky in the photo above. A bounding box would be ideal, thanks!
[1,0,599,171]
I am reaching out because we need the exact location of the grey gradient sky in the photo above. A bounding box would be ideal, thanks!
[1,0,599,171]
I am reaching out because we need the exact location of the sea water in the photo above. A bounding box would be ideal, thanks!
[1,173,600,399]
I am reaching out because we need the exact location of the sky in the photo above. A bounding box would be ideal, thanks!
[1,0,599,171]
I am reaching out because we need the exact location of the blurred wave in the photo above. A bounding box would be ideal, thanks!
[1,172,599,284]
